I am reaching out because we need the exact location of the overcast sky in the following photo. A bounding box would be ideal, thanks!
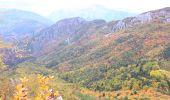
[0,0,170,16]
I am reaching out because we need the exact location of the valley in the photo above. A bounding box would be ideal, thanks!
[0,6,170,100]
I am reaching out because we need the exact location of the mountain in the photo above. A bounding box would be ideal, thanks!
[0,9,53,39]
[110,7,170,32]
[33,7,170,55]
[0,6,170,99]
[32,17,109,55]
[30,7,170,94]
[48,5,136,22]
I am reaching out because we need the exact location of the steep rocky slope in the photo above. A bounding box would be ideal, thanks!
[111,7,170,32]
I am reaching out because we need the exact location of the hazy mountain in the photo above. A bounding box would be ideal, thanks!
[48,5,136,22]
[0,9,53,39]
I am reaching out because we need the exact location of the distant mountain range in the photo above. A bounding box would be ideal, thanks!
[0,9,53,39]
[0,6,136,40]
[48,5,137,22]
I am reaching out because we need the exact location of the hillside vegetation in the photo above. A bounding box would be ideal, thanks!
[1,7,170,100]
[32,22,170,95]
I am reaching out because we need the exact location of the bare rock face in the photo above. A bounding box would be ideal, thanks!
[134,12,153,23]
[49,17,86,37]
[111,7,170,32]
[165,18,170,23]
[35,17,86,40]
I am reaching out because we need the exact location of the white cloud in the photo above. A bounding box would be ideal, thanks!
[0,0,170,16]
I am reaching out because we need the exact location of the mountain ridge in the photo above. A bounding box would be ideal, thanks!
[32,7,170,55]
[0,9,54,39]
[1,6,170,99]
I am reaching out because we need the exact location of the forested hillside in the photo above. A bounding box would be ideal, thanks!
[0,7,170,100]
[33,22,170,94]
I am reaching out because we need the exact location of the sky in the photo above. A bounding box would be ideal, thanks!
[0,0,170,16]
